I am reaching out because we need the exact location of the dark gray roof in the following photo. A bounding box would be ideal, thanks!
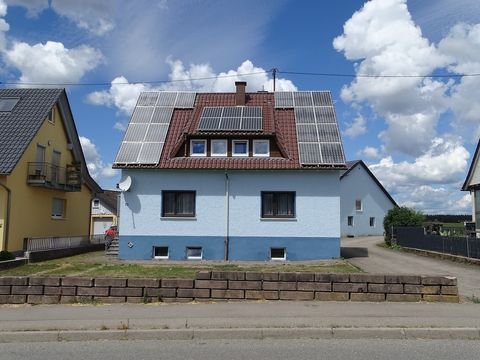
[0,88,64,174]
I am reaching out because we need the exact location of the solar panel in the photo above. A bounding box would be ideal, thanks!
[198,106,262,131]
[198,117,221,130]
[314,106,336,123]
[242,117,262,130]
[175,92,196,107]
[137,142,164,164]
[222,106,242,117]
[131,107,154,123]
[243,106,262,117]
[151,107,173,123]
[317,124,341,142]
[124,124,148,141]
[115,142,142,163]
[320,143,345,164]
[293,92,313,107]
[296,124,319,142]
[137,92,159,106]
[145,124,169,141]
[298,143,322,164]
[156,92,177,106]
[294,107,316,124]
[220,117,242,130]
[312,91,332,106]
[274,92,294,108]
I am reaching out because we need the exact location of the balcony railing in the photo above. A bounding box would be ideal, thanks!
[27,162,81,192]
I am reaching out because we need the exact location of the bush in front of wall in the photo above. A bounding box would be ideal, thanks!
[0,250,15,261]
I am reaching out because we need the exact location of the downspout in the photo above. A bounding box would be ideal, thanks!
[224,170,230,261]
[0,183,11,251]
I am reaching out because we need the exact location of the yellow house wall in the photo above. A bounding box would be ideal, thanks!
[0,105,93,252]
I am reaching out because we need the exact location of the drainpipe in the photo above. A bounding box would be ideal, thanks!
[0,183,11,251]
[224,171,230,261]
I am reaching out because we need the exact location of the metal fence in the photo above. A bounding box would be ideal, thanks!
[394,227,480,259]
[25,234,105,252]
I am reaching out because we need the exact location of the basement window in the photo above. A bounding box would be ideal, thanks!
[186,247,202,260]
[270,248,286,261]
[370,217,376,227]
[153,246,169,259]
[348,216,354,226]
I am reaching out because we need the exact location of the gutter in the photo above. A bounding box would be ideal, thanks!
[224,170,230,261]
[0,183,11,251]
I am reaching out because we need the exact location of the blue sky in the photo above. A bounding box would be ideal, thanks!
[1,0,480,214]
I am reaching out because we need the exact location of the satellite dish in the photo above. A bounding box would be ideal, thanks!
[117,176,132,192]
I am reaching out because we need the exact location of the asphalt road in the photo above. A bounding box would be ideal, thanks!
[342,236,480,299]
[1,339,479,360]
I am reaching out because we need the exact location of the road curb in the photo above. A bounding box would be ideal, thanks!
[1,327,479,343]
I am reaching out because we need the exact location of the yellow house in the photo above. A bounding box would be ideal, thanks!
[91,190,119,235]
[0,88,102,255]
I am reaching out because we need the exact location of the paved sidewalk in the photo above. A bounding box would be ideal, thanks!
[1,301,479,342]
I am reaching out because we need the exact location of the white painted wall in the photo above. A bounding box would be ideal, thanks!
[91,199,114,216]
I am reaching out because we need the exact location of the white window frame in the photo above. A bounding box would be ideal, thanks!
[47,109,55,124]
[190,139,207,157]
[186,247,203,260]
[153,246,169,259]
[92,199,100,209]
[211,139,227,157]
[355,199,363,212]
[232,140,249,157]
[370,217,376,227]
[270,247,286,261]
[51,198,66,219]
[347,216,354,227]
[253,139,270,157]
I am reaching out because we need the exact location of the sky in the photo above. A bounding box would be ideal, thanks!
[1,0,480,214]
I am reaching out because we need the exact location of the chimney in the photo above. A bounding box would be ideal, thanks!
[235,81,246,106]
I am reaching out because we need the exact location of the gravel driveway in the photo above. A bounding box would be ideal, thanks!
[342,236,480,300]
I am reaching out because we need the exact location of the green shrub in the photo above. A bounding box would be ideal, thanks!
[384,207,425,246]
[0,250,15,261]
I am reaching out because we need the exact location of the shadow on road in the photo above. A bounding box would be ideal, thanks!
[341,247,369,259]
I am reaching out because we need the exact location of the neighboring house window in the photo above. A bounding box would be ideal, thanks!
[270,248,286,261]
[0,97,20,112]
[253,140,269,157]
[52,150,61,183]
[51,198,66,219]
[47,109,55,124]
[190,139,206,156]
[211,139,227,156]
[348,216,354,226]
[186,246,202,260]
[93,199,100,209]
[162,191,196,217]
[153,246,169,259]
[370,217,376,227]
[232,140,248,156]
[355,199,363,211]
[261,192,295,218]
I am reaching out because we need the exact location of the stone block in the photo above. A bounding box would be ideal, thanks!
[368,284,404,294]
[161,279,194,288]
[27,295,59,304]
[332,283,367,293]
[110,287,143,297]
[297,282,331,292]
[314,274,333,282]
[349,274,385,283]
[177,288,210,298]
[404,285,440,295]
[262,272,279,281]
[263,281,296,291]
[211,271,245,281]
[0,277,27,286]
[279,291,314,300]
[29,277,60,286]
[59,296,76,304]
[422,294,460,303]
[441,286,458,295]
[245,272,263,281]
[228,281,262,290]
[422,276,457,286]
[77,287,109,296]
[211,289,245,299]
[0,286,10,294]
[245,290,279,300]
[94,278,127,287]
[126,297,146,303]
[44,286,76,296]
[386,294,422,302]
[385,275,421,284]
[144,287,176,297]
[195,280,228,289]
[195,271,211,280]
[278,273,297,282]
[315,292,349,301]
[330,274,349,283]
[0,295,26,304]
[350,293,385,302]
[296,272,315,282]
[127,279,159,288]
[11,285,43,295]
[61,277,93,287]
[93,296,126,304]
[162,297,193,303]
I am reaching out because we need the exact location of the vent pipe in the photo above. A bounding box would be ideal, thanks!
[235,81,246,106]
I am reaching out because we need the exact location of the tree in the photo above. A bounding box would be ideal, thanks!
[384,207,425,246]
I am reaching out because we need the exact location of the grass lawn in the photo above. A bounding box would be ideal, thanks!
[0,251,360,278]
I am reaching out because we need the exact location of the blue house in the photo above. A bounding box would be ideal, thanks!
[340,160,397,237]
[113,82,347,260]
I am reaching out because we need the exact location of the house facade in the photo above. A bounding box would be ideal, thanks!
[114,82,347,261]
[91,190,119,235]
[340,160,397,237]
[0,89,101,255]
[462,139,480,232]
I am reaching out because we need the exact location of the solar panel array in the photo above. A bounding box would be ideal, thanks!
[198,106,262,131]
[115,92,196,165]
[274,91,345,165]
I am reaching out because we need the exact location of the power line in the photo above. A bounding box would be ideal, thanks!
[278,70,480,78]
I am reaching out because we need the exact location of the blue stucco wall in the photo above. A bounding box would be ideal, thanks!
[340,164,395,236]
[118,169,341,260]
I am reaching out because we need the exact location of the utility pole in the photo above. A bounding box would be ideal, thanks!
[272,68,277,91]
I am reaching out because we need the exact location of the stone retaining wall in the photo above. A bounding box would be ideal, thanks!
[0,272,459,304]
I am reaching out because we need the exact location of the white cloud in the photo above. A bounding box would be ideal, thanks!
[79,136,118,182]
[343,114,367,138]
[0,0,9,51]
[113,121,127,132]
[5,0,48,17]
[358,146,381,159]
[4,40,103,85]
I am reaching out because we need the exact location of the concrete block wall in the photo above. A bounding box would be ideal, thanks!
[0,273,459,304]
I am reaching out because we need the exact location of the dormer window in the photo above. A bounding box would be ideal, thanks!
[253,140,269,157]
[211,139,227,157]
[232,140,248,157]
[0,97,20,112]
[190,139,206,156]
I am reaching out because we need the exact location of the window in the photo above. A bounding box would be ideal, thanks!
[253,140,269,157]
[190,140,206,156]
[348,216,354,226]
[162,191,196,217]
[186,247,202,260]
[47,109,55,124]
[92,199,100,209]
[355,199,363,211]
[370,217,376,227]
[52,198,66,219]
[261,192,295,218]
[35,145,46,175]
[270,248,286,261]
[153,246,169,259]
[52,150,61,183]
[211,139,227,156]
[232,140,248,156]
[0,97,20,112]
